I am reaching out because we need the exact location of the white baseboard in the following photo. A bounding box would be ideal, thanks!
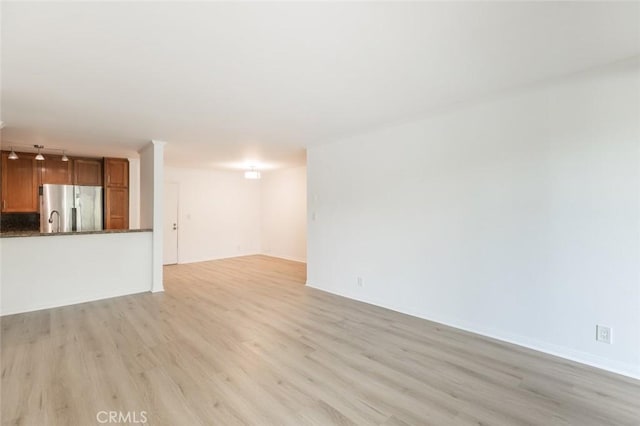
[176,252,261,265]
[306,282,640,381]
[0,290,149,317]
[260,253,307,263]
[175,252,306,265]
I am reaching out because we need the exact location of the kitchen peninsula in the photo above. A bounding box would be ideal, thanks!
[0,148,155,316]
[0,228,151,238]
[1,230,153,315]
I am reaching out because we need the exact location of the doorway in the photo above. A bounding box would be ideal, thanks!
[163,182,179,265]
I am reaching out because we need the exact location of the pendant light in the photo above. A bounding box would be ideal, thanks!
[8,146,19,160]
[244,166,261,180]
[34,145,45,161]
[61,151,69,162]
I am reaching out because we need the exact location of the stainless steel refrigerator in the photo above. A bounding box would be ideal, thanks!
[41,184,103,233]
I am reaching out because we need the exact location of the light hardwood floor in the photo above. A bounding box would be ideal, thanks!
[2,255,639,425]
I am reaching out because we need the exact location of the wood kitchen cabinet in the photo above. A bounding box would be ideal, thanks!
[104,187,129,229]
[41,156,73,185]
[1,152,39,213]
[104,158,128,187]
[104,157,129,229]
[74,158,103,186]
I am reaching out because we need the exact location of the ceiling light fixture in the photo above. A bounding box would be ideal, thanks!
[34,145,45,161]
[61,151,69,162]
[8,147,19,160]
[244,167,261,180]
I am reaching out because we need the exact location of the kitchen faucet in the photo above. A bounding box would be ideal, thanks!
[48,209,61,233]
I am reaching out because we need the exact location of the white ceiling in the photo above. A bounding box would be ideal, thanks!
[2,2,639,169]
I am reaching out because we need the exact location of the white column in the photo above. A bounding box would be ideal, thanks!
[128,157,141,230]
[139,140,166,293]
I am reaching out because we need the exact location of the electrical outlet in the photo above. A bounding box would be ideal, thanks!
[357,277,364,287]
[596,325,612,344]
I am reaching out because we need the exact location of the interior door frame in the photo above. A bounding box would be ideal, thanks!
[164,181,180,265]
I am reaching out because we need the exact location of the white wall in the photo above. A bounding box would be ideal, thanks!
[139,145,154,230]
[164,167,262,263]
[307,59,640,378]
[0,232,153,316]
[128,157,141,229]
[261,166,307,262]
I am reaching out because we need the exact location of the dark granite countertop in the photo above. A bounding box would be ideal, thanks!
[0,229,153,238]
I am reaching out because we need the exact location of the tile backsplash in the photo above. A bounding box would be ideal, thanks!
[0,213,40,232]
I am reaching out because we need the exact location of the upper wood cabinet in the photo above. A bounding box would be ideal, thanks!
[41,156,73,185]
[104,158,129,188]
[1,152,39,213]
[74,158,103,186]
[104,158,129,230]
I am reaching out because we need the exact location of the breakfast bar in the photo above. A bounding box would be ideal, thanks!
[0,229,153,315]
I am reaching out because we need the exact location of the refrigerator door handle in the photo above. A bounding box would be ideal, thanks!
[71,207,77,231]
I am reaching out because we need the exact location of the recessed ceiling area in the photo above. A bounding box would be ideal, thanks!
[2,2,639,169]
